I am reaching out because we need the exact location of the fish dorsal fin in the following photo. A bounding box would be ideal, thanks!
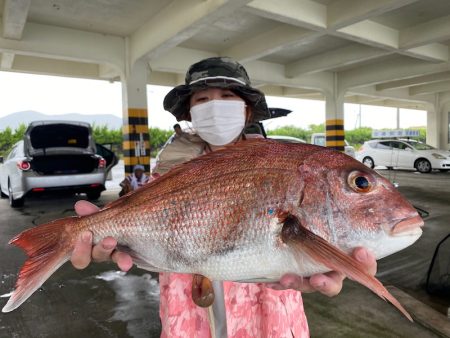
[280,213,413,322]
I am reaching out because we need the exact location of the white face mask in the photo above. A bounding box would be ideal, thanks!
[190,100,246,146]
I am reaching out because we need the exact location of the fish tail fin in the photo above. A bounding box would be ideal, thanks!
[281,214,413,322]
[2,216,79,313]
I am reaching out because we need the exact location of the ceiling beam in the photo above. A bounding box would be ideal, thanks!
[337,20,398,49]
[0,21,125,72]
[327,0,419,29]
[11,54,100,79]
[339,56,450,89]
[130,0,251,65]
[404,43,449,62]
[286,44,390,76]
[376,71,450,91]
[0,52,14,69]
[400,14,450,49]
[409,80,450,96]
[245,0,326,30]
[2,0,30,39]
[221,24,318,63]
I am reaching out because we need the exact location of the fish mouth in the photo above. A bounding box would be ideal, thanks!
[390,215,424,236]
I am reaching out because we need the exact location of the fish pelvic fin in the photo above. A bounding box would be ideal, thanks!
[192,274,215,308]
[280,213,413,322]
[2,216,78,313]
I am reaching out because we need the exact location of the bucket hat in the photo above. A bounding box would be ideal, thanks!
[133,164,145,172]
[163,57,270,122]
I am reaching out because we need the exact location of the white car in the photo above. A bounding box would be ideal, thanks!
[356,139,450,173]
[310,133,356,158]
[0,121,112,207]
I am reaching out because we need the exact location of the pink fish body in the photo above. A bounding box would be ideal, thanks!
[2,140,423,321]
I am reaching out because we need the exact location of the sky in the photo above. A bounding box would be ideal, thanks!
[0,71,427,132]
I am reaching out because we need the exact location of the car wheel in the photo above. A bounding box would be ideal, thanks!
[0,185,7,198]
[8,181,24,208]
[86,191,101,200]
[362,156,375,169]
[415,159,432,173]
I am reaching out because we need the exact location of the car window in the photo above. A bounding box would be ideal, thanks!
[404,141,435,150]
[7,146,18,160]
[393,141,411,150]
[6,141,23,160]
[29,124,90,149]
[377,141,392,150]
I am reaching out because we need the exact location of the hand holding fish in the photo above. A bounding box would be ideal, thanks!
[70,200,133,272]
[268,247,377,297]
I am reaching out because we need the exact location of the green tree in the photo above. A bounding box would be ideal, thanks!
[345,127,373,148]
[92,124,122,145]
[0,124,27,156]
[149,128,173,157]
[266,125,309,141]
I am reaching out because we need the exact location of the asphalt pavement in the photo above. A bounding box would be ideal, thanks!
[0,166,449,338]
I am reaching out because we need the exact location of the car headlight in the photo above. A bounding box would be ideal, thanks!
[432,153,446,159]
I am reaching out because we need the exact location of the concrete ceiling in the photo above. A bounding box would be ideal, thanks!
[1,0,450,111]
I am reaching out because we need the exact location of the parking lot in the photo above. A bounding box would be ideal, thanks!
[0,167,449,338]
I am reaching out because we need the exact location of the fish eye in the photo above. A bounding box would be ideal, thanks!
[348,171,373,193]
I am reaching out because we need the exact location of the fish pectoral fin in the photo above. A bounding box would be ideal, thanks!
[280,213,413,322]
[191,274,215,308]
[116,245,171,273]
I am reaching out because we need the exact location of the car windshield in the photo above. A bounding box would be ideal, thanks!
[404,140,435,150]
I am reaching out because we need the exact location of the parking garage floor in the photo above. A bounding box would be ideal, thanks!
[0,168,449,338]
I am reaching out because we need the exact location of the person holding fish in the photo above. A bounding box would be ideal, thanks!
[70,57,378,337]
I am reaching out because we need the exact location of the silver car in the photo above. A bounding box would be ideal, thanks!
[0,121,110,207]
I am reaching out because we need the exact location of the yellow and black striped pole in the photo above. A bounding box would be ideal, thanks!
[325,119,345,152]
[122,108,151,175]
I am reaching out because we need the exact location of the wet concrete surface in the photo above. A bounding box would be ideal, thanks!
[0,167,449,337]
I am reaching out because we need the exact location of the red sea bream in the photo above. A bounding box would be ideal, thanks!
[2,139,423,320]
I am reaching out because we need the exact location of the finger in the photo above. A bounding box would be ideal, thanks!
[353,247,377,276]
[71,231,93,269]
[309,272,344,297]
[111,251,134,272]
[278,273,316,293]
[92,237,118,262]
[75,200,100,216]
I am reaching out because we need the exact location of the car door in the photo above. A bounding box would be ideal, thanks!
[1,144,18,194]
[395,141,415,169]
[7,143,25,196]
[95,143,118,180]
[373,141,394,166]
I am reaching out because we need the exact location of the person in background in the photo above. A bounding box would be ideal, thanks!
[173,123,185,138]
[118,164,149,197]
[71,57,377,338]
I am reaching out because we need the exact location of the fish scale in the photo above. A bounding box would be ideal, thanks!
[2,139,423,322]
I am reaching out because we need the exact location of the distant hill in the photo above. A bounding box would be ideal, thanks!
[0,111,123,130]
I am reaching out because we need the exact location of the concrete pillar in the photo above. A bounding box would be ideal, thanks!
[121,59,150,175]
[442,101,450,150]
[324,83,345,151]
[426,96,439,148]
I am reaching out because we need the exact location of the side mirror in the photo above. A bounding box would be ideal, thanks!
[0,156,3,164]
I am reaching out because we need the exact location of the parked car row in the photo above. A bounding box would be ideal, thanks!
[356,139,450,173]
[0,120,117,207]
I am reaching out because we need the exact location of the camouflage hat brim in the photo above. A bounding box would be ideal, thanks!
[163,79,270,122]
